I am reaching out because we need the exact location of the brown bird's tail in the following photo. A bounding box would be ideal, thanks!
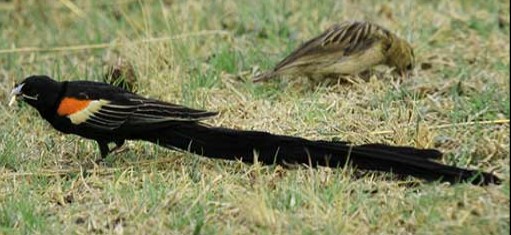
[145,123,500,185]
[252,70,277,83]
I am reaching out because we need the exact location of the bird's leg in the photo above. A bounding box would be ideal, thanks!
[96,140,110,163]
[358,70,372,81]
[95,140,126,164]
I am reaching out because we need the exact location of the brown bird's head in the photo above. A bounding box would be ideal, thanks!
[385,37,415,77]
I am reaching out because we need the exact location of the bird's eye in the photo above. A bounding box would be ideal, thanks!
[406,64,413,70]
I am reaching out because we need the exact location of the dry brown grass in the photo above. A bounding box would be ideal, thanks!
[0,0,509,234]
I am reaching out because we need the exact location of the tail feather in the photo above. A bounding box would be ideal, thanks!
[253,70,277,83]
[144,123,500,185]
[340,143,442,160]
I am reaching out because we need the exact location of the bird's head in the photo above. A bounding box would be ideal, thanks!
[386,37,415,78]
[9,75,62,115]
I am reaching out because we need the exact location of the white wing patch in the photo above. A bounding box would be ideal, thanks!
[68,100,110,124]
[63,97,215,131]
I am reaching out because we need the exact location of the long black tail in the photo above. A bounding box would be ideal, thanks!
[144,123,500,185]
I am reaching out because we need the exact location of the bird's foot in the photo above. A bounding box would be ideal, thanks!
[94,157,107,165]
[110,145,128,155]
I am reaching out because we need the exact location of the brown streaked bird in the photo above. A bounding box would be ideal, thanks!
[253,20,415,82]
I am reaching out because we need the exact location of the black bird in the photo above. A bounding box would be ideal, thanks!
[9,75,501,185]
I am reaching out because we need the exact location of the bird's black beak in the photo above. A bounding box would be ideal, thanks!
[8,83,24,106]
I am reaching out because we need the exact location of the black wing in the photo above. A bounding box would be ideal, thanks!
[61,81,218,131]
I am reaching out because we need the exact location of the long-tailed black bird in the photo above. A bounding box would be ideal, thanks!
[9,75,500,185]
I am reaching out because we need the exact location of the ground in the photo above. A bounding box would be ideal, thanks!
[0,0,509,234]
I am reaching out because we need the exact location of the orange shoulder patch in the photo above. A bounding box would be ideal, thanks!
[57,97,92,116]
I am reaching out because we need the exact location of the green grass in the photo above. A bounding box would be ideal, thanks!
[0,0,509,234]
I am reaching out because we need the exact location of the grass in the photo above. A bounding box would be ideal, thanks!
[0,0,509,234]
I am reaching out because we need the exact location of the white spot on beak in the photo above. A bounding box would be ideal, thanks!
[8,96,17,107]
[8,83,24,107]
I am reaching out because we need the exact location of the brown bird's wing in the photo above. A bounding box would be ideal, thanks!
[254,21,392,82]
